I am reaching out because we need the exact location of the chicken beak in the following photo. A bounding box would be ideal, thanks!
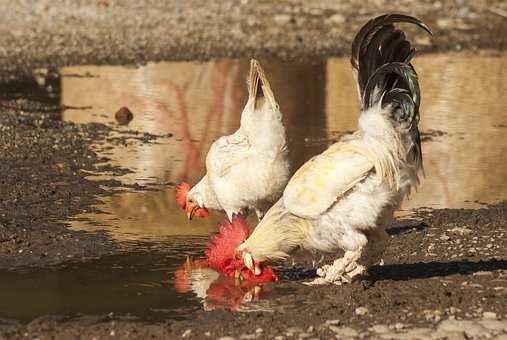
[243,252,254,272]
[187,205,198,220]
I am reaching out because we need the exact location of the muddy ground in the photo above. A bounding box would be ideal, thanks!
[0,84,506,340]
[1,0,507,339]
[1,0,507,83]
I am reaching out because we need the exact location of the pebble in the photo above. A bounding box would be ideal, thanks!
[479,319,507,332]
[182,329,192,338]
[273,14,291,25]
[438,319,487,338]
[328,14,345,25]
[114,107,133,125]
[355,307,369,316]
[369,324,390,334]
[482,311,497,319]
[325,320,340,326]
[440,235,450,241]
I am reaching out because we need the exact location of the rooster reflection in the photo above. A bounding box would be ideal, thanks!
[174,259,274,312]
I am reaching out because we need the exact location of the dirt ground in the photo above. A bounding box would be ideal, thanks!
[1,0,507,83]
[1,0,507,339]
[0,82,506,340]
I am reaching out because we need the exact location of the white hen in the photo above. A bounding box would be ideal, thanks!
[177,60,290,221]
[235,14,432,284]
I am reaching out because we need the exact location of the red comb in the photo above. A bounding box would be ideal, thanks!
[175,182,190,209]
[205,215,250,275]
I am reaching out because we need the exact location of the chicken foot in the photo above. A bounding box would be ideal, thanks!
[305,248,365,285]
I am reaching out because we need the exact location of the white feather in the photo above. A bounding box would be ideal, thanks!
[188,60,290,219]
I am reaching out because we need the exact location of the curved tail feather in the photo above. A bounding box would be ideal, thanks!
[351,13,432,174]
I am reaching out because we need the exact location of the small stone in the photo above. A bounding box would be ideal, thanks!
[255,328,263,334]
[440,235,450,241]
[478,319,507,332]
[369,325,390,334]
[355,307,369,316]
[325,320,340,326]
[482,311,497,319]
[448,227,471,235]
[273,14,291,25]
[328,14,345,25]
[394,323,405,330]
[114,107,133,125]
[438,319,488,338]
[217,337,236,340]
[338,327,358,337]
[182,329,192,338]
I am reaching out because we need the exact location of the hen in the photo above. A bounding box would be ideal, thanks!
[235,14,432,284]
[176,59,290,221]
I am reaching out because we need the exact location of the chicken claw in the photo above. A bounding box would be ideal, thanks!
[305,249,365,285]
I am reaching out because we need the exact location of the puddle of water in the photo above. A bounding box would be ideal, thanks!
[0,238,295,322]
[0,239,205,322]
[0,238,291,322]
[4,54,504,323]
[60,54,507,241]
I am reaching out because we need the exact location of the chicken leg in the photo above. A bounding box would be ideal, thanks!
[305,248,365,285]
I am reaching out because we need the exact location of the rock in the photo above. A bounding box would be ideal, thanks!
[448,227,471,235]
[393,323,405,330]
[440,235,450,241]
[437,319,488,338]
[325,320,340,326]
[182,329,192,338]
[338,327,359,337]
[482,311,497,319]
[478,319,507,332]
[369,324,390,334]
[328,14,345,25]
[273,14,291,25]
[217,337,236,340]
[114,107,133,125]
[355,307,369,316]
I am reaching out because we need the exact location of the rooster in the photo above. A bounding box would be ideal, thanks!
[233,14,432,285]
[176,60,290,221]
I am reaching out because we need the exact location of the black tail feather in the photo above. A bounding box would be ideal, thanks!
[351,14,431,173]
[351,13,432,102]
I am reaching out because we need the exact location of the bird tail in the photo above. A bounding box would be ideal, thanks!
[351,13,432,172]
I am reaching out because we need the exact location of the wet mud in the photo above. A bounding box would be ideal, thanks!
[1,0,507,83]
[0,29,506,340]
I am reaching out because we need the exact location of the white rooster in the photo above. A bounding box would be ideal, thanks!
[234,14,432,284]
[176,60,290,221]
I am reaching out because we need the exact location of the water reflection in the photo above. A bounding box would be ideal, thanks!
[0,239,207,322]
[174,259,275,312]
[61,54,507,240]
